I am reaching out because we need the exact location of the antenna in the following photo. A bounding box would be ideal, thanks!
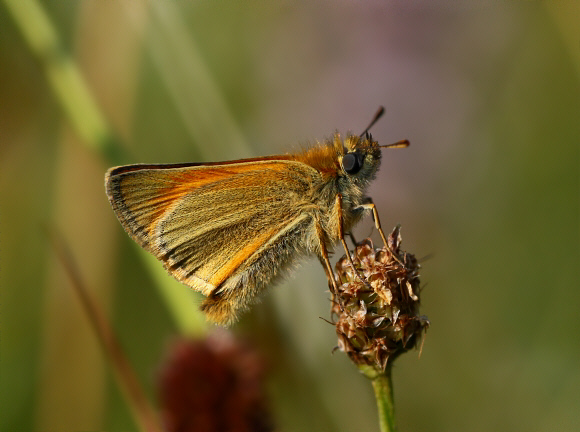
[380,139,409,149]
[359,106,385,138]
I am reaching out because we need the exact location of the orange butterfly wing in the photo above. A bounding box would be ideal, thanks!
[105,159,319,296]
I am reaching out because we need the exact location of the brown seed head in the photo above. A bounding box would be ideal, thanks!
[332,226,429,375]
[157,330,273,432]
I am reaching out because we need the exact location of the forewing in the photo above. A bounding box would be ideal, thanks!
[105,159,318,295]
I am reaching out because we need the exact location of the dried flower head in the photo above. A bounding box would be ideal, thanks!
[332,226,429,375]
[157,330,273,432]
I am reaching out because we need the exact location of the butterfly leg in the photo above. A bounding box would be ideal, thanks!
[334,194,365,282]
[316,221,338,293]
[357,199,404,266]
[316,221,341,318]
[357,199,388,246]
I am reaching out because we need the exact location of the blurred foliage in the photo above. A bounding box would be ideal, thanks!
[1,1,578,432]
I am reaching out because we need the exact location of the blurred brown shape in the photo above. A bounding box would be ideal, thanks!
[157,330,273,432]
[332,226,429,373]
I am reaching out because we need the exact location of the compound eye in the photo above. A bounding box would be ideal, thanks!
[342,152,363,174]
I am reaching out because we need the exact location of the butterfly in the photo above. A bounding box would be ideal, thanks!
[105,107,408,325]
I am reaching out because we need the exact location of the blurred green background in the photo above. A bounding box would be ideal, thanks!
[1,1,578,431]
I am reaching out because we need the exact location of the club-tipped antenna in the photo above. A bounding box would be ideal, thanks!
[380,139,410,149]
[359,106,385,138]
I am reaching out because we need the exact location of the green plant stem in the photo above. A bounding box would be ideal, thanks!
[3,0,117,158]
[4,0,207,337]
[371,366,396,432]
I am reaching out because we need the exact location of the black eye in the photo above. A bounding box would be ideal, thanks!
[342,152,363,174]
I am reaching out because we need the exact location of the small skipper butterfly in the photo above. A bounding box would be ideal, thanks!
[105,107,408,325]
